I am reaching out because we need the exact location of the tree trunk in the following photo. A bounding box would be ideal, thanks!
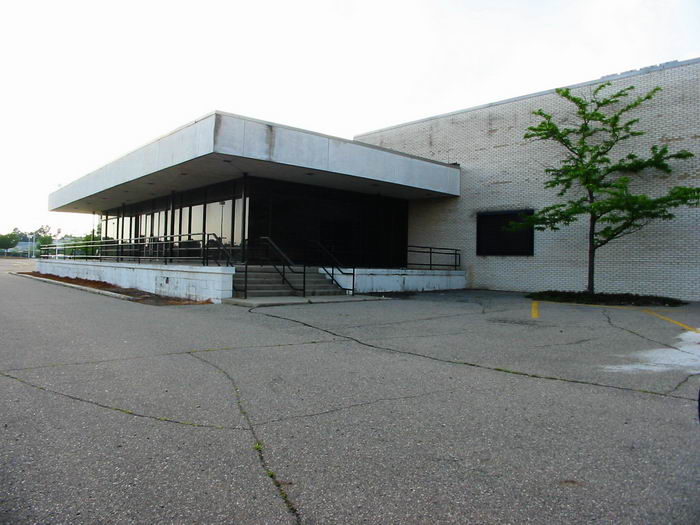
[587,214,596,293]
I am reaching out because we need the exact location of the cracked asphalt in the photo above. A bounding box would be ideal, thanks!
[1,258,699,524]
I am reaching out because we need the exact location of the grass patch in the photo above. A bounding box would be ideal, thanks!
[526,290,686,307]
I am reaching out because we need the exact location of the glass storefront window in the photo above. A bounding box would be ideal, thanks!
[181,207,190,237]
[221,200,232,243]
[206,202,221,237]
[205,201,231,240]
[191,205,203,235]
[156,211,166,237]
[233,197,249,246]
[105,216,117,239]
[121,217,131,240]
[172,209,180,237]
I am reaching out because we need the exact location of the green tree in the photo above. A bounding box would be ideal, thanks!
[518,83,699,293]
[0,233,20,250]
[33,225,52,237]
[36,234,53,248]
[11,228,28,242]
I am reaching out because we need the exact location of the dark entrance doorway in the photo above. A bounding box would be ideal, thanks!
[248,178,408,267]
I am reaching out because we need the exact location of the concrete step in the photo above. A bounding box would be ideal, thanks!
[234,278,332,287]
[278,278,334,286]
[235,283,337,290]
[235,273,329,280]
[231,264,343,299]
[304,288,342,293]
[234,265,319,273]
[234,289,296,298]
[234,289,345,298]
[234,283,298,290]
[233,278,341,287]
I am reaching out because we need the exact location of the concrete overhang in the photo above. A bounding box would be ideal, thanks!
[49,112,461,213]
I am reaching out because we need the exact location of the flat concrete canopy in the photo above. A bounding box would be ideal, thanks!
[49,112,461,213]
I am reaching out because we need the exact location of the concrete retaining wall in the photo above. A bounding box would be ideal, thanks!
[325,268,466,293]
[36,260,235,303]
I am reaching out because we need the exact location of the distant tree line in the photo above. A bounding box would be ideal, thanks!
[0,226,54,251]
[0,225,103,253]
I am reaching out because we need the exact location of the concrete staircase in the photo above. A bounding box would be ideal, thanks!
[233,265,345,298]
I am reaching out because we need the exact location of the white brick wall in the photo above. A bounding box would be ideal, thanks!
[356,59,700,301]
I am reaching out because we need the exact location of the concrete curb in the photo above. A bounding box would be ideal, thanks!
[222,294,385,308]
[10,272,137,302]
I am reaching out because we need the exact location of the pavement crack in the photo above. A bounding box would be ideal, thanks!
[0,339,336,374]
[364,330,474,341]
[255,388,452,427]
[602,310,696,357]
[0,371,238,431]
[250,308,695,401]
[187,353,302,524]
[341,312,472,329]
[530,337,598,348]
[666,373,700,395]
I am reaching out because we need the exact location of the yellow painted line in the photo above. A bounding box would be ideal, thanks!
[640,309,699,333]
[531,301,539,319]
[539,300,631,310]
[537,300,698,333]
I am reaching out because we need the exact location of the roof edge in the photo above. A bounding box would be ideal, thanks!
[212,111,460,169]
[57,110,460,201]
[53,112,218,198]
[354,57,700,138]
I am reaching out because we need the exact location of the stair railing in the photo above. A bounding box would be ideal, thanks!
[259,237,306,297]
[206,234,234,267]
[308,240,355,295]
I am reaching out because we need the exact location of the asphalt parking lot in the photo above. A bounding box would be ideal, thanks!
[1,258,698,524]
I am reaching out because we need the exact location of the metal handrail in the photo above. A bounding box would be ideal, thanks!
[208,234,235,267]
[407,244,461,270]
[308,240,355,295]
[39,233,237,267]
[259,236,306,296]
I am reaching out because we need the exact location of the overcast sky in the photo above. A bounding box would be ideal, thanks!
[1,0,698,236]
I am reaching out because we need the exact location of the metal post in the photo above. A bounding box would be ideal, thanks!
[202,187,208,251]
[169,191,176,264]
[230,181,236,259]
[91,212,96,258]
[244,260,248,299]
[241,173,248,263]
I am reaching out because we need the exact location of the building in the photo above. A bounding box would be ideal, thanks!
[42,58,699,302]
[9,241,35,255]
[355,57,700,301]
[41,112,465,301]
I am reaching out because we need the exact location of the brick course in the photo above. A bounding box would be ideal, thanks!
[355,59,700,301]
